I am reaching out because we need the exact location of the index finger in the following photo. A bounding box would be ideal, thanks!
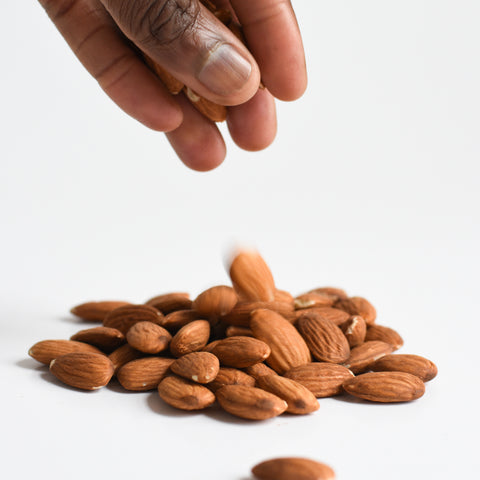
[230,0,307,101]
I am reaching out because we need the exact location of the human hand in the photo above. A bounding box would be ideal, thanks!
[38,0,307,171]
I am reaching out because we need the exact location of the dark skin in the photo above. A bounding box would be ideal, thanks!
[38,0,307,171]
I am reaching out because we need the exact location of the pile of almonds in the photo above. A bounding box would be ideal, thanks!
[28,250,437,422]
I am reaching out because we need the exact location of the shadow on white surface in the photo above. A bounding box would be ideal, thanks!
[16,358,45,370]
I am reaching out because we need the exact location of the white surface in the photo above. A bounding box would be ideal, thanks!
[1,1,479,479]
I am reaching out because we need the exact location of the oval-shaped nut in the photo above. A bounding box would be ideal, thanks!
[335,296,376,325]
[207,367,256,393]
[365,324,404,350]
[341,315,367,348]
[170,352,220,384]
[284,363,354,398]
[225,325,254,337]
[308,286,348,301]
[160,309,203,331]
[256,375,319,414]
[145,292,192,314]
[252,457,336,480]
[103,304,163,335]
[216,385,287,420]
[273,289,295,306]
[244,363,278,380]
[210,336,271,368]
[294,293,335,310]
[343,341,394,374]
[117,357,174,391]
[370,354,438,382]
[158,375,215,410]
[169,320,210,357]
[184,86,227,122]
[202,339,222,353]
[229,250,276,302]
[50,352,114,390]
[126,321,172,354]
[293,307,350,326]
[28,339,103,365]
[222,301,294,327]
[297,312,350,364]
[192,285,238,319]
[250,309,311,374]
[70,301,131,322]
[70,327,125,352]
[343,371,425,402]
[108,344,144,373]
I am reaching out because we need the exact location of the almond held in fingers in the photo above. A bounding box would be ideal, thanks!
[343,371,425,402]
[284,363,354,398]
[370,354,438,382]
[145,292,192,314]
[250,309,311,374]
[103,304,163,335]
[70,327,125,353]
[126,321,172,354]
[192,285,238,320]
[108,344,144,374]
[255,374,319,414]
[170,352,220,384]
[365,324,404,350]
[49,352,114,390]
[297,312,350,364]
[29,339,103,365]
[117,357,174,391]
[252,457,335,480]
[343,341,395,374]
[184,86,227,122]
[335,296,376,325]
[216,385,287,420]
[70,301,131,322]
[207,367,256,393]
[210,336,271,368]
[341,315,367,348]
[229,250,276,302]
[158,375,215,410]
[169,320,210,357]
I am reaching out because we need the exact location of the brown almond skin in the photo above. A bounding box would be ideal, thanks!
[222,301,294,327]
[365,324,404,350]
[225,325,254,337]
[103,304,163,335]
[344,341,394,374]
[210,336,271,368]
[335,296,376,325]
[192,285,238,320]
[169,320,210,357]
[250,309,311,374]
[297,312,350,364]
[284,363,354,398]
[244,363,278,380]
[160,309,204,331]
[117,357,174,391]
[371,354,438,382]
[145,292,192,314]
[294,292,335,310]
[70,301,131,322]
[207,367,256,393]
[29,339,103,365]
[292,307,350,326]
[341,315,367,348]
[158,375,215,410]
[216,385,287,420]
[170,352,220,384]
[70,327,125,353]
[308,286,348,300]
[256,375,319,414]
[108,344,144,373]
[343,371,425,402]
[252,457,335,480]
[229,250,276,302]
[126,321,172,354]
[274,289,295,306]
[50,352,114,390]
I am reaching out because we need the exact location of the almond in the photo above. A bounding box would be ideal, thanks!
[50,352,114,390]
[343,371,425,402]
[297,312,350,363]
[225,325,254,337]
[126,321,172,354]
[70,301,131,322]
[170,352,220,384]
[252,457,335,480]
[184,86,227,122]
[274,289,295,306]
[207,367,256,392]
[294,292,335,310]
[169,320,210,357]
[370,354,438,382]
[250,309,311,374]
[335,296,376,325]
[192,285,238,320]
[343,341,395,374]
[229,250,276,302]
[216,385,287,420]
[143,54,184,94]
[158,375,215,410]
[103,304,163,335]
[292,307,350,326]
[284,363,354,398]
[244,363,277,380]
[108,344,144,373]
[117,357,174,391]
[145,292,192,314]
[28,339,103,365]
[307,286,348,301]
[70,327,125,352]
[365,324,404,350]
[160,309,203,331]
[256,375,319,414]
[340,315,367,348]
[210,336,271,368]
[222,301,294,326]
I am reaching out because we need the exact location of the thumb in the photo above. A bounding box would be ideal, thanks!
[100,0,261,106]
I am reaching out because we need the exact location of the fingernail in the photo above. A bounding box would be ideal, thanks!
[197,43,252,95]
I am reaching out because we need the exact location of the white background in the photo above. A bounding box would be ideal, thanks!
[1,1,479,479]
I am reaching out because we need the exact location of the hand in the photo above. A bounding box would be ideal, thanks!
[38,0,307,171]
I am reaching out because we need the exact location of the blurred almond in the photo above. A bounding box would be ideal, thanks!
[126,321,171,354]
[365,324,403,350]
[28,339,103,365]
[335,296,376,325]
[158,375,215,410]
[252,457,335,480]
[308,287,348,301]
[70,301,131,322]
[145,292,192,314]
[169,320,210,357]
[292,307,350,326]
[117,357,174,391]
[294,292,335,310]
[170,352,220,384]
[274,289,295,306]
[103,304,163,335]
[192,285,237,320]
[225,325,254,337]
